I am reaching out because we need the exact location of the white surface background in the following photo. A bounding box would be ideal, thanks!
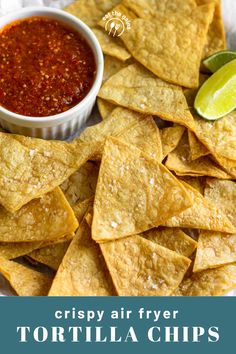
[0,0,235,296]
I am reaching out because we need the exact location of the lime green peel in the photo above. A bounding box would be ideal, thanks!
[203,50,236,73]
[194,59,236,121]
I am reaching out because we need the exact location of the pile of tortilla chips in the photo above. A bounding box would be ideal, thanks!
[0,0,236,297]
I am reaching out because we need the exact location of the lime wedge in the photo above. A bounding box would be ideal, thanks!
[194,58,236,121]
[203,50,236,73]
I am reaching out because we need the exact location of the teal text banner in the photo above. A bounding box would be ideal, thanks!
[0,297,235,354]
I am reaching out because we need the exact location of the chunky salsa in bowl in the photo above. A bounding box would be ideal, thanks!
[0,7,103,139]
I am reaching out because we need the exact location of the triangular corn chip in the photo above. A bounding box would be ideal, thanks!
[0,187,78,242]
[103,56,129,83]
[0,234,73,260]
[122,5,214,88]
[73,197,94,224]
[123,0,197,18]
[194,113,236,173]
[179,176,205,195]
[174,264,236,296]
[92,28,131,61]
[196,0,226,58]
[97,98,116,120]
[142,228,197,258]
[48,218,116,296]
[81,107,163,160]
[64,0,120,27]
[101,235,190,296]
[165,132,232,179]
[29,241,71,271]
[92,137,193,242]
[0,132,99,212]
[0,258,52,296]
[193,231,236,272]
[164,181,235,233]
[188,130,210,160]
[204,179,236,228]
[61,161,99,206]
[98,64,195,130]
[161,126,185,160]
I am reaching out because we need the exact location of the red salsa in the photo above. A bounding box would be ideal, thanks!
[0,17,96,117]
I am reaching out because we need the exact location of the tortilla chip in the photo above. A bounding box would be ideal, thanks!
[0,132,98,212]
[98,64,195,130]
[160,126,185,160]
[193,231,236,272]
[64,0,120,27]
[0,241,44,260]
[165,132,232,179]
[29,241,71,271]
[188,130,210,160]
[164,181,236,233]
[101,235,190,295]
[92,28,131,61]
[194,113,236,174]
[184,74,209,107]
[99,3,137,28]
[121,5,214,88]
[103,56,129,82]
[81,107,163,159]
[48,219,116,296]
[73,197,95,223]
[123,0,197,18]
[196,0,226,58]
[179,176,205,195]
[0,258,52,296]
[118,116,163,161]
[142,228,197,258]
[97,98,116,120]
[174,264,236,296]
[0,187,78,243]
[80,106,142,143]
[204,179,236,228]
[60,161,99,206]
[92,137,193,242]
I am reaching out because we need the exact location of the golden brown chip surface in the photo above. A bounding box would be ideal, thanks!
[160,126,185,160]
[97,98,116,120]
[64,0,120,27]
[142,228,197,258]
[81,107,163,159]
[0,132,98,212]
[174,264,236,296]
[29,241,71,271]
[196,0,226,58]
[103,56,129,82]
[0,187,78,243]
[165,132,232,179]
[204,179,236,228]
[0,258,52,296]
[99,64,195,129]
[92,137,193,242]
[188,130,210,160]
[193,231,236,272]
[123,0,197,18]
[101,235,191,296]
[60,161,99,206]
[48,219,116,296]
[164,181,236,233]
[92,28,131,61]
[194,113,236,175]
[121,5,214,88]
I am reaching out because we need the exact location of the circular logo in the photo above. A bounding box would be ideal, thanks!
[105,17,125,37]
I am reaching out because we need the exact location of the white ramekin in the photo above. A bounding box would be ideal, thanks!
[0,7,103,140]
